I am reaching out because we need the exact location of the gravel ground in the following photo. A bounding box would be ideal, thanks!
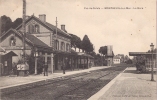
[1,66,126,100]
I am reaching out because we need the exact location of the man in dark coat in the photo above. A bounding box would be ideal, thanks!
[43,62,48,76]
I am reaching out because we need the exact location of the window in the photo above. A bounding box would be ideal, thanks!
[10,36,16,46]
[61,42,65,51]
[55,40,59,50]
[28,24,35,33]
[66,43,69,52]
[35,25,40,33]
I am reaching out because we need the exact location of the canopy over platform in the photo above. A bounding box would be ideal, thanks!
[0,51,18,56]
[77,52,94,58]
[129,52,157,56]
[0,47,5,53]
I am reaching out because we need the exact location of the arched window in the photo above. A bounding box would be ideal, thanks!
[10,36,16,46]
[35,25,40,33]
[61,42,65,51]
[28,24,35,33]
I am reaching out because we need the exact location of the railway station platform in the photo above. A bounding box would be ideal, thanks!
[88,67,157,100]
[0,66,110,90]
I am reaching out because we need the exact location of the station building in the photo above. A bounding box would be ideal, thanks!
[0,14,94,76]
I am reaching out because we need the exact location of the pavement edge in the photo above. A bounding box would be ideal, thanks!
[88,67,128,100]
[1,66,110,95]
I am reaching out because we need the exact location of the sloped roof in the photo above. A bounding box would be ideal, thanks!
[4,51,17,56]
[18,31,53,51]
[129,52,157,56]
[24,32,50,49]
[15,15,71,38]
[113,56,120,59]
[77,52,94,58]
[0,47,5,52]
[0,29,53,51]
[45,22,71,38]
[82,53,94,58]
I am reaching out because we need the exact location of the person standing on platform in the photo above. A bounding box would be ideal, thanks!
[43,62,48,76]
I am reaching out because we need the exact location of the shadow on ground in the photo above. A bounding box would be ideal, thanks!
[123,68,157,75]
[123,69,137,74]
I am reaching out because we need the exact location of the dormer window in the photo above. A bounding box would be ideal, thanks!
[10,36,16,46]
[28,24,40,33]
[35,25,39,33]
[28,24,34,33]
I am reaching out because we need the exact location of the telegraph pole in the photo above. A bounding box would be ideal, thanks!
[22,0,26,64]
[0,17,1,36]
[56,17,58,40]
[17,0,28,76]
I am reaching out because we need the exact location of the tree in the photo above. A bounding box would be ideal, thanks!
[82,35,90,52]
[77,40,82,52]
[94,54,102,66]
[89,43,94,53]
[69,34,82,51]
[89,51,96,57]
[1,15,12,35]
[82,35,94,53]
[12,18,22,29]
[124,55,129,63]
[99,46,107,66]
[134,55,146,72]
[0,15,23,36]
[99,47,103,55]
[102,46,107,56]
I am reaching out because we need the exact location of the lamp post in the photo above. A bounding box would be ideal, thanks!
[34,50,38,75]
[150,43,154,81]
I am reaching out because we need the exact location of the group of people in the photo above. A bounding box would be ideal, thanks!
[11,61,48,76]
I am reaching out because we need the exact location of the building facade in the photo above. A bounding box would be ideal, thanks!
[113,56,121,64]
[0,14,94,76]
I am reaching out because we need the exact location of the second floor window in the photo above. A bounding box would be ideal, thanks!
[28,24,40,33]
[66,43,69,52]
[28,24,34,33]
[10,36,16,46]
[35,25,39,33]
[55,40,59,50]
[61,42,65,51]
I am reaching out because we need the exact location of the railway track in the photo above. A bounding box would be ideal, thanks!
[54,67,123,100]
[2,66,126,100]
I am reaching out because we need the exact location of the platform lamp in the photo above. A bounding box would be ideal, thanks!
[150,43,154,81]
[34,50,39,75]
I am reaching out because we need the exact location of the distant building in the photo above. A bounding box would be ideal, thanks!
[116,54,124,63]
[113,56,121,64]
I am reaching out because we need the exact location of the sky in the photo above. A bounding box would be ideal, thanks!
[0,0,156,57]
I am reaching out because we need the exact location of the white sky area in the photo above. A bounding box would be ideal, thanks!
[0,0,156,57]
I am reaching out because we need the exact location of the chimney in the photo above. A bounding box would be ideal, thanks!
[39,14,46,22]
[61,25,65,31]
[61,24,67,32]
